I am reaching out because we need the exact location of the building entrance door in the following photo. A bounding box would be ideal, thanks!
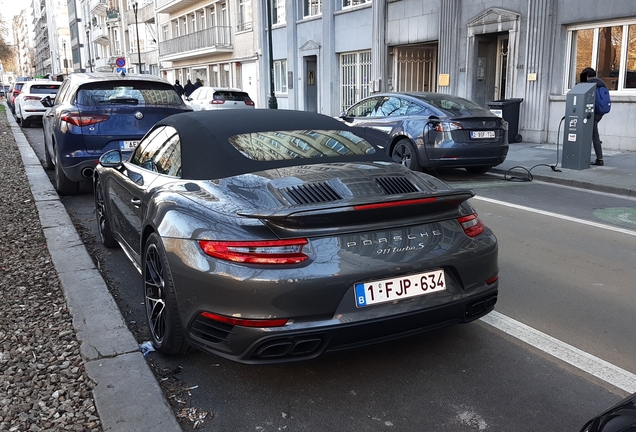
[304,56,317,112]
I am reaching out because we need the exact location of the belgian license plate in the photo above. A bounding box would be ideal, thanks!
[354,269,446,308]
[121,140,140,150]
[470,131,495,139]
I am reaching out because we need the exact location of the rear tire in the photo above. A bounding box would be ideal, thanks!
[391,139,422,171]
[465,166,492,174]
[94,176,117,248]
[144,233,190,355]
[21,116,30,128]
[54,148,80,196]
[44,144,54,170]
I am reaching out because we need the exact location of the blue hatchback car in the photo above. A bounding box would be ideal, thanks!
[41,72,192,195]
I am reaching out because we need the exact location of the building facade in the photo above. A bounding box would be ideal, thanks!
[266,0,636,151]
[155,0,262,106]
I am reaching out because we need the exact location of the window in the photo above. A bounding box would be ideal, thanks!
[272,0,285,25]
[131,125,182,178]
[238,0,252,31]
[340,51,371,112]
[191,13,196,32]
[346,97,381,118]
[567,20,636,91]
[199,10,206,30]
[173,20,179,37]
[303,0,321,17]
[274,60,287,93]
[162,25,168,42]
[342,0,370,8]
[228,130,376,161]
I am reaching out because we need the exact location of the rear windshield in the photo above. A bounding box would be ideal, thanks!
[30,85,60,95]
[213,91,252,102]
[77,81,183,106]
[228,130,376,161]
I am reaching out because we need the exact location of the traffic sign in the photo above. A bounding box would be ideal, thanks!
[116,57,126,68]
[116,68,127,74]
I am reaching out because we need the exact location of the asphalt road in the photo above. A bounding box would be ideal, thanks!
[22,125,635,431]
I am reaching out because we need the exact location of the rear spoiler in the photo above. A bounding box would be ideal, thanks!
[237,190,475,235]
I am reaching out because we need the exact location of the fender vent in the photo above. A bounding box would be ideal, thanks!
[375,177,418,195]
[282,182,342,205]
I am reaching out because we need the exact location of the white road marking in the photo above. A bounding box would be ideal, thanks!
[475,196,636,391]
[481,311,636,393]
[473,196,636,237]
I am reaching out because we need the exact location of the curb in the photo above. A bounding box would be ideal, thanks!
[489,166,636,198]
[5,106,182,432]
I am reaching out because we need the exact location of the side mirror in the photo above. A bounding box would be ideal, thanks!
[41,96,53,108]
[99,149,123,168]
[339,111,352,121]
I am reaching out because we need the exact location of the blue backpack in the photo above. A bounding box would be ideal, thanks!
[595,86,611,115]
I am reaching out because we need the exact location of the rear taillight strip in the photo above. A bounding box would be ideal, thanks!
[354,197,437,211]
[199,238,309,264]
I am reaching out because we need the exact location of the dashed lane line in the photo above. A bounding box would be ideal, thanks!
[481,311,636,393]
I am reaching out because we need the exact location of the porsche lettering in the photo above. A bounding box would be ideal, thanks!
[345,230,441,248]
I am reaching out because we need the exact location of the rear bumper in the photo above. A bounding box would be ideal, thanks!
[186,288,498,364]
[420,142,509,169]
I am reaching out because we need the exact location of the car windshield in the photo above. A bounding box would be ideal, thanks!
[228,130,376,161]
[29,85,60,95]
[77,81,182,106]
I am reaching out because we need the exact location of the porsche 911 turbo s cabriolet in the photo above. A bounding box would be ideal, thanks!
[93,109,499,364]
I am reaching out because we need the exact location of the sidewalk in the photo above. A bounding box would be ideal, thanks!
[489,142,636,197]
[4,106,183,432]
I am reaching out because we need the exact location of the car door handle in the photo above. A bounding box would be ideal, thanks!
[130,198,141,208]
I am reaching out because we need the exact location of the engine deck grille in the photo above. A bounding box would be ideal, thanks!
[375,177,418,195]
[282,182,342,205]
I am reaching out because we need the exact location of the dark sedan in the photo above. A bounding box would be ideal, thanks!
[41,72,191,195]
[339,92,509,174]
[94,109,499,364]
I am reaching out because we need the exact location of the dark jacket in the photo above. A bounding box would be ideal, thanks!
[174,83,184,96]
[184,80,195,97]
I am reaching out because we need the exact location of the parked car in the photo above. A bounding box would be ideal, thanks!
[184,86,255,111]
[93,109,499,364]
[338,92,509,174]
[580,392,636,431]
[14,80,61,128]
[41,72,192,195]
[7,78,32,114]
[0,84,10,98]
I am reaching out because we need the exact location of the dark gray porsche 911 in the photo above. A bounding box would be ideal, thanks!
[93,109,499,364]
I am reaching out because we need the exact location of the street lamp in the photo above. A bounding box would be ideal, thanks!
[62,40,68,76]
[266,0,277,109]
[132,2,143,74]
[86,29,93,72]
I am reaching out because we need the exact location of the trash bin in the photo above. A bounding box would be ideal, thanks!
[487,98,523,143]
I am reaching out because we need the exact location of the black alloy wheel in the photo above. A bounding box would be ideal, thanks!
[144,233,189,355]
[94,177,117,248]
[391,139,422,171]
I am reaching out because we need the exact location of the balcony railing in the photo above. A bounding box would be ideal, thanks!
[158,26,232,57]
[90,0,108,16]
[92,26,109,45]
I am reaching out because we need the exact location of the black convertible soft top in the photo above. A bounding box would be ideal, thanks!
[153,109,392,180]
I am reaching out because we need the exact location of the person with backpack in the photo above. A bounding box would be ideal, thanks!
[580,67,611,166]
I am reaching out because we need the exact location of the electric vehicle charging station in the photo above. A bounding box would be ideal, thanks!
[561,83,596,170]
